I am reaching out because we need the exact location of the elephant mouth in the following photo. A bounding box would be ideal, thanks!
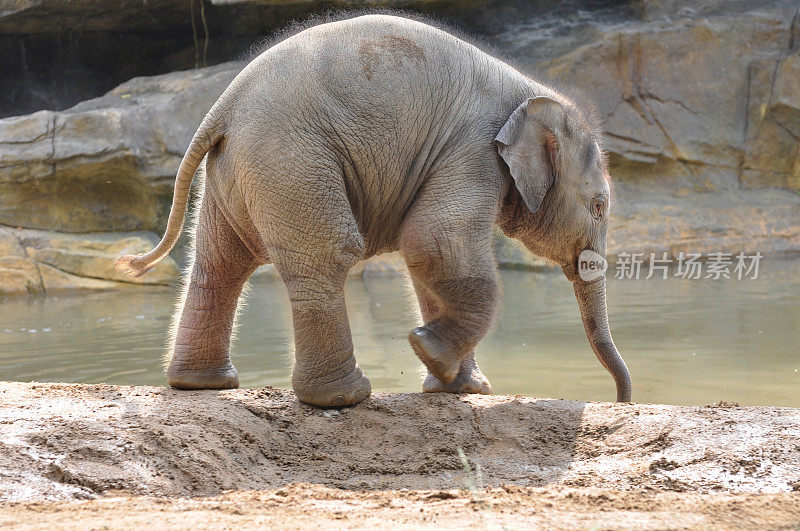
[562,260,577,281]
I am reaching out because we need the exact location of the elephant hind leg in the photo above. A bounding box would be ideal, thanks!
[166,192,259,390]
[249,162,371,407]
[269,240,372,407]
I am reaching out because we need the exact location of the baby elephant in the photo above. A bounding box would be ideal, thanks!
[117,14,631,406]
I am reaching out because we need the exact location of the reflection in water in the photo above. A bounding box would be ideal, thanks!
[1,260,798,407]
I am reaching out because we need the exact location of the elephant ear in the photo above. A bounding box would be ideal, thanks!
[495,96,565,214]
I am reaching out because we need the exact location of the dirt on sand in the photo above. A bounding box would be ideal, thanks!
[0,382,798,529]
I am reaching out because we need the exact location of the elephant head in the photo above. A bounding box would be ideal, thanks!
[495,96,632,402]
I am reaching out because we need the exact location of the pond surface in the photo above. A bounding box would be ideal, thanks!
[1,260,798,407]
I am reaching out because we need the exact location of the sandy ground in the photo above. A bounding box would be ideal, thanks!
[4,484,800,530]
[0,382,798,529]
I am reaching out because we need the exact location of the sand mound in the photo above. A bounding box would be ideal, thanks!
[1,382,798,503]
[1,382,799,528]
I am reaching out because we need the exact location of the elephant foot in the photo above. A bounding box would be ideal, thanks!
[293,361,371,408]
[408,326,460,385]
[167,360,240,390]
[422,355,492,394]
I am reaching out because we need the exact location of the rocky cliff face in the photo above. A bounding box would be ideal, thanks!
[524,0,800,193]
[0,0,497,119]
[496,0,800,259]
[1,0,799,294]
[0,63,241,233]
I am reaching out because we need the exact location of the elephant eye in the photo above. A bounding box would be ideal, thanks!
[591,197,605,220]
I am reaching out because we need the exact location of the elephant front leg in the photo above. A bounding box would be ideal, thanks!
[411,278,492,394]
[167,198,258,390]
[401,218,499,387]
[407,275,497,388]
[422,355,492,394]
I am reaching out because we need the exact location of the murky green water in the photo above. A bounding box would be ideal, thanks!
[1,260,798,406]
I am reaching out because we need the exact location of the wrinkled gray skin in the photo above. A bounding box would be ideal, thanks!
[116,15,631,406]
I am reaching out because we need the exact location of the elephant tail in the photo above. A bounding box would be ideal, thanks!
[115,110,225,278]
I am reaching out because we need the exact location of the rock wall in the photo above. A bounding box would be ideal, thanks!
[0,0,501,119]
[528,0,800,192]
[0,227,179,294]
[1,0,799,294]
[0,63,240,232]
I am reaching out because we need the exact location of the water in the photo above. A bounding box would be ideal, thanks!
[1,261,798,407]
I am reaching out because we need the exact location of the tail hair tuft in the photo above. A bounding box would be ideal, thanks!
[114,254,153,278]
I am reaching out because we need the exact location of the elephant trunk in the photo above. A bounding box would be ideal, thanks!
[572,276,632,402]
